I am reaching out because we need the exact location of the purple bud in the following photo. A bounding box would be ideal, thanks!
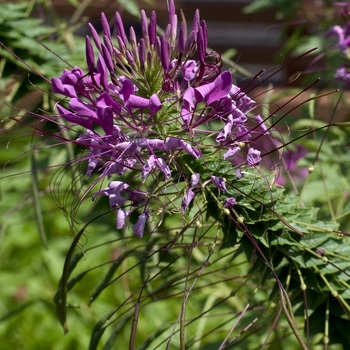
[247,148,261,166]
[141,10,149,46]
[149,11,157,45]
[168,0,175,24]
[192,9,200,33]
[103,34,113,55]
[178,22,186,54]
[160,34,170,71]
[101,43,114,74]
[88,23,102,50]
[170,14,178,45]
[115,12,127,46]
[139,38,146,72]
[211,176,227,193]
[129,27,137,49]
[201,20,208,51]
[224,197,236,208]
[97,53,109,90]
[132,211,149,238]
[184,30,196,55]
[197,27,205,63]
[85,36,95,74]
[101,13,111,41]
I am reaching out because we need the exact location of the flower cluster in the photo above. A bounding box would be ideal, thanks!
[51,1,274,237]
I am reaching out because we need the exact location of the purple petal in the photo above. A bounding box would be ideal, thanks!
[96,92,121,113]
[93,181,129,208]
[216,114,234,142]
[191,173,200,187]
[164,137,200,159]
[96,107,114,135]
[56,104,93,130]
[247,148,261,166]
[119,78,135,102]
[136,138,165,150]
[223,146,240,160]
[126,94,150,109]
[116,208,130,229]
[52,77,77,98]
[149,94,162,115]
[224,197,237,208]
[211,176,227,193]
[255,115,269,134]
[195,71,232,105]
[132,211,150,238]
[181,188,195,212]
[235,168,243,179]
[69,98,97,120]
[182,60,198,81]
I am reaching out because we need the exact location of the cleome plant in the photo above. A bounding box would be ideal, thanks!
[2,1,350,349]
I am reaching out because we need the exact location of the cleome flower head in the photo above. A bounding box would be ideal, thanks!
[51,1,277,237]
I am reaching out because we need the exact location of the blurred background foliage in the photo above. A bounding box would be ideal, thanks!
[1,0,350,349]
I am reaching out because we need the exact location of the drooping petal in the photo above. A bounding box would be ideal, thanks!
[149,94,162,115]
[56,104,93,130]
[247,148,261,166]
[211,176,227,193]
[191,173,200,187]
[224,197,237,208]
[52,77,77,98]
[223,146,240,160]
[181,188,195,212]
[116,208,130,229]
[132,211,150,237]
[216,114,234,142]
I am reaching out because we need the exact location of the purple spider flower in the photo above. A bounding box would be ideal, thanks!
[49,0,278,236]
